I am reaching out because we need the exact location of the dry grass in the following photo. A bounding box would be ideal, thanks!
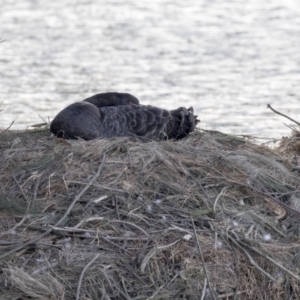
[1,127,300,299]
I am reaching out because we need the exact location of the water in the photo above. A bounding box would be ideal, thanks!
[1,0,300,140]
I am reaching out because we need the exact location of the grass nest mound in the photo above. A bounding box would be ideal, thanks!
[1,128,300,299]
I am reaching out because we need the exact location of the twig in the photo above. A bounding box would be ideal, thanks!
[0,155,106,260]
[0,120,14,135]
[225,178,300,217]
[76,253,100,300]
[191,217,216,300]
[121,276,131,300]
[200,277,207,300]
[4,175,32,234]
[33,225,149,241]
[13,175,30,202]
[0,227,50,260]
[55,154,106,227]
[111,220,150,237]
[229,236,275,281]
[141,240,180,273]
[213,186,227,213]
[74,217,104,228]
[49,225,95,234]
[236,237,300,282]
[283,123,299,133]
[146,272,179,300]
[218,289,248,299]
[101,236,128,252]
[66,181,125,193]
[97,265,130,299]
[169,224,194,235]
[267,104,300,126]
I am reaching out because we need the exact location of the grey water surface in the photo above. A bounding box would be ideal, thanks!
[1,0,300,140]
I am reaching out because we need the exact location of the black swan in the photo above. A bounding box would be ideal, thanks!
[84,92,139,107]
[50,92,199,141]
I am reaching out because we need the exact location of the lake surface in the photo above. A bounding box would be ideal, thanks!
[1,0,300,141]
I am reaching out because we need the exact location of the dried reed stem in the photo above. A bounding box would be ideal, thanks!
[267,104,300,126]
[229,236,276,281]
[76,253,100,300]
[236,237,300,282]
[55,154,106,227]
[191,217,216,300]
[0,120,14,135]
[0,154,106,260]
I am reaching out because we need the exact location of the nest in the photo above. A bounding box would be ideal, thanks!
[1,128,300,299]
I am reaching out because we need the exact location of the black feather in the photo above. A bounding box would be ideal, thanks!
[84,92,139,107]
